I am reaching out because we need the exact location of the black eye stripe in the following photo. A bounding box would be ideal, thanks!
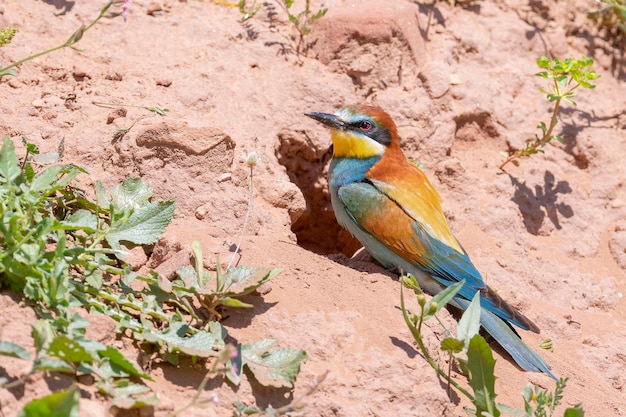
[349,119,391,146]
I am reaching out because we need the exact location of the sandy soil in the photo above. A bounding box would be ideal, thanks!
[1,0,625,416]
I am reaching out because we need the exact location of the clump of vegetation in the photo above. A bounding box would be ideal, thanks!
[587,0,626,42]
[400,274,584,417]
[231,0,327,57]
[0,137,308,414]
[499,56,599,170]
[278,0,327,54]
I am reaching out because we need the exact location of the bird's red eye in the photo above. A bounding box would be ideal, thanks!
[359,121,372,131]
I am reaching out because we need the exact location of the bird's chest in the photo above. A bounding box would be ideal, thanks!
[328,156,379,229]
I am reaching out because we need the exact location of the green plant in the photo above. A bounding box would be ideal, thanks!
[0,27,18,48]
[278,0,327,55]
[238,0,262,21]
[0,1,128,79]
[499,56,599,170]
[0,137,308,413]
[587,0,626,40]
[400,274,584,416]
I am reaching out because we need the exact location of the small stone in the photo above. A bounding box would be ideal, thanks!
[123,245,148,271]
[32,99,44,108]
[195,202,211,220]
[156,78,172,87]
[218,173,232,183]
[105,71,123,81]
[449,74,461,85]
[106,107,128,124]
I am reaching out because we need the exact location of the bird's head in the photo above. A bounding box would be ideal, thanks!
[305,105,399,158]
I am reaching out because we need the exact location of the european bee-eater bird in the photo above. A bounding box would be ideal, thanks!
[305,105,556,379]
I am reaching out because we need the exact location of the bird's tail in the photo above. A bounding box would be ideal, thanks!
[456,297,557,380]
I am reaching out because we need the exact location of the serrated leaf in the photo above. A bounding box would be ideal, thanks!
[467,334,499,417]
[110,178,154,210]
[18,385,79,417]
[97,379,158,409]
[98,346,151,380]
[47,335,95,364]
[241,339,308,388]
[140,321,225,357]
[106,201,175,252]
[457,292,481,348]
[62,209,98,232]
[0,137,21,183]
[29,166,63,192]
[175,265,200,289]
[221,267,280,297]
[30,151,60,165]
[0,340,31,360]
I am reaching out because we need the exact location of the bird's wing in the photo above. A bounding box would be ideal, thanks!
[337,179,483,289]
[338,179,537,332]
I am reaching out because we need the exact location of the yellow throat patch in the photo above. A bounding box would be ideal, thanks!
[331,130,385,158]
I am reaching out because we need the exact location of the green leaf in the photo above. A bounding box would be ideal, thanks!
[47,335,95,364]
[423,280,464,320]
[18,385,79,417]
[440,337,465,354]
[105,380,159,409]
[29,166,63,192]
[30,151,60,165]
[241,339,308,388]
[110,178,154,210]
[536,56,550,69]
[0,340,31,360]
[220,297,254,308]
[139,321,226,357]
[62,209,98,232]
[32,320,55,352]
[467,334,499,417]
[191,240,208,287]
[564,405,585,417]
[106,200,175,251]
[495,404,528,416]
[221,267,281,297]
[0,137,21,183]
[457,291,481,348]
[94,180,110,210]
[32,357,75,373]
[98,346,151,380]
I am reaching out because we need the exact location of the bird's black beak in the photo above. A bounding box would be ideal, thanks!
[304,112,346,130]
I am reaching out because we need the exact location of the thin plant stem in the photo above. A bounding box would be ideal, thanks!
[0,1,115,76]
[227,164,254,270]
[400,284,474,401]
